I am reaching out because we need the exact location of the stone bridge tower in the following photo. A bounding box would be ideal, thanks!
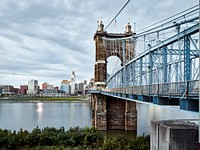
[93,21,135,89]
[91,21,137,131]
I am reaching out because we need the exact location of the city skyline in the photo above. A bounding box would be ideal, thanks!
[0,0,197,87]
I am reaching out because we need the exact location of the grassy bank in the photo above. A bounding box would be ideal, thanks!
[0,127,150,150]
[0,96,89,102]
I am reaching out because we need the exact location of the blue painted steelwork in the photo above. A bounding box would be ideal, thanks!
[96,5,199,111]
[149,52,153,84]
[184,35,191,81]
[139,58,143,85]
[162,46,167,83]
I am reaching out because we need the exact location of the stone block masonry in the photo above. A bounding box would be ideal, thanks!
[91,94,137,131]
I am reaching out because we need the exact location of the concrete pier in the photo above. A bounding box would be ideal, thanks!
[151,119,198,150]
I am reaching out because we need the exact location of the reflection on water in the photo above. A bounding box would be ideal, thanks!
[36,103,43,121]
[0,102,91,131]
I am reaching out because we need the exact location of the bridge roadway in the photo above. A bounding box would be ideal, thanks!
[90,80,199,112]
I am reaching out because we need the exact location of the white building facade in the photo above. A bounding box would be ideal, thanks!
[70,71,76,95]
[27,79,39,95]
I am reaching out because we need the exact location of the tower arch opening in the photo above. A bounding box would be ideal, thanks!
[107,56,122,80]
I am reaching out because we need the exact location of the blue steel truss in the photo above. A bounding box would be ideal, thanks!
[104,5,199,99]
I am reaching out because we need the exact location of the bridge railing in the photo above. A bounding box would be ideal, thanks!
[103,80,199,98]
[188,80,199,96]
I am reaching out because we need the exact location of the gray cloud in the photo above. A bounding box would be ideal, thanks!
[0,0,198,87]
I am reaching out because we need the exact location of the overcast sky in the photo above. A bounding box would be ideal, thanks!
[0,0,198,88]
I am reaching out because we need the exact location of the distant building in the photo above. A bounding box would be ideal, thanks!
[43,89,58,96]
[61,80,70,84]
[89,78,94,88]
[60,80,70,95]
[14,88,20,95]
[84,80,87,85]
[54,86,59,90]
[0,87,4,95]
[20,85,28,95]
[78,82,84,95]
[46,85,53,89]
[70,71,76,95]
[42,82,49,89]
[27,80,39,95]
[2,85,14,95]
[75,83,78,95]
[42,84,58,96]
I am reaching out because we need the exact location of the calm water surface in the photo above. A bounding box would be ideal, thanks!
[0,102,91,131]
[0,101,198,135]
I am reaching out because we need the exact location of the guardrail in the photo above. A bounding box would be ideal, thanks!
[103,80,199,98]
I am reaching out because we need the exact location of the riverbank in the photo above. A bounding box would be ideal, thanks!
[0,96,90,102]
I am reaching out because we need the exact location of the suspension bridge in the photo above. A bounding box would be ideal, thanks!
[90,4,199,132]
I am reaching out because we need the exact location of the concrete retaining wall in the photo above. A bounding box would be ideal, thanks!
[151,120,198,150]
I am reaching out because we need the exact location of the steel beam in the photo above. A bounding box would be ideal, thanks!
[184,35,191,81]
[162,46,168,83]
[139,58,143,85]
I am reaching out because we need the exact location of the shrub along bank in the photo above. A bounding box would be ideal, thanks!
[0,127,150,150]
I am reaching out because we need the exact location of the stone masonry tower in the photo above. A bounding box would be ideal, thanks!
[93,21,107,89]
[93,21,135,89]
[92,21,137,131]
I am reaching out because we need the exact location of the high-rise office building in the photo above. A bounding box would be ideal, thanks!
[78,82,84,95]
[70,71,76,95]
[60,80,70,95]
[27,79,39,95]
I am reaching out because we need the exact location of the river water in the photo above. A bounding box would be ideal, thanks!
[0,101,198,135]
[0,102,91,131]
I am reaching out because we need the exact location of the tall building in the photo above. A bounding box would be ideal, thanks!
[60,80,70,95]
[75,83,78,94]
[78,82,84,95]
[70,71,76,95]
[27,79,39,95]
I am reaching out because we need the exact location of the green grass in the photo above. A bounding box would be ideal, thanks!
[0,96,89,102]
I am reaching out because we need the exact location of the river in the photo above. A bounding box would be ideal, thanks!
[0,101,198,135]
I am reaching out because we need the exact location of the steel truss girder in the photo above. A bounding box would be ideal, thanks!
[132,23,199,62]
[153,49,199,57]
[106,23,199,87]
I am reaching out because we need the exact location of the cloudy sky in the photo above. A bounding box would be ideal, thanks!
[0,0,198,88]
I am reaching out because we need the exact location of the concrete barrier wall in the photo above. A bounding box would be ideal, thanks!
[151,120,198,150]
